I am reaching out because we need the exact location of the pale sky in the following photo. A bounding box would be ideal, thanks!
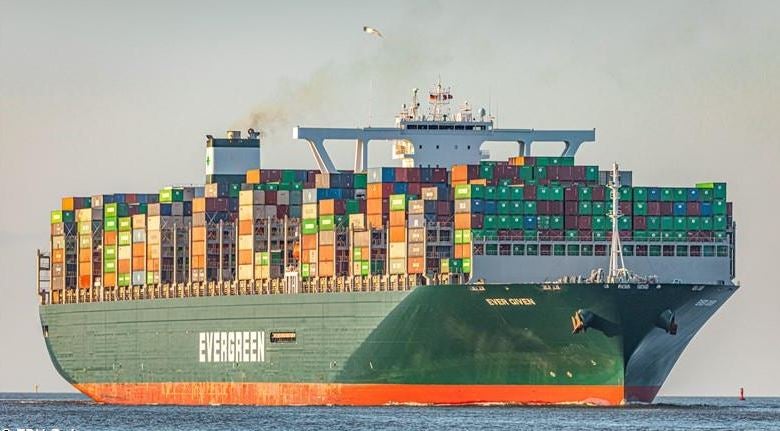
[1,0,779,395]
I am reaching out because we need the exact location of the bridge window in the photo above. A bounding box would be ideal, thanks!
[465,126,474,130]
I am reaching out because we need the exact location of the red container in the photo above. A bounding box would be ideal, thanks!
[577,216,592,230]
[407,182,421,197]
[549,201,563,214]
[565,202,578,215]
[686,202,700,216]
[660,202,673,215]
[408,168,421,183]
[592,186,606,201]
[633,216,647,230]
[619,201,632,216]
[523,185,537,200]
[395,168,409,183]
[558,166,573,181]
[565,215,578,230]
[564,187,578,201]
[572,166,586,181]
[537,201,550,215]
[647,201,661,216]
[546,166,559,180]
[432,168,448,183]
[276,205,289,218]
[437,201,451,215]
[264,191,277,205]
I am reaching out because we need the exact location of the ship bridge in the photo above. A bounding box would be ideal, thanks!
[294,81,595,173]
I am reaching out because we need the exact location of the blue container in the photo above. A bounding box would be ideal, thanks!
[700,202,713,216]
[158,203,172,216]
[393,182,408,194]
[687,188,699,202]
[647,187,661,201]
[673,202,687,216]
[483,200,496,214]
[523,216,538,229]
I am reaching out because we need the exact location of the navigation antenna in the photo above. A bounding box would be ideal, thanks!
[428,78,453,121]
[607,163,629,282]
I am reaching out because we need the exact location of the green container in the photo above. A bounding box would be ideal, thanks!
[593,231,607,241]
[592,216,607,231]
[118,217,132,232]
[661,188,674,202]
[647,231,661,242]
[633,202,647,216]
[497,186,511,201]
[620,187,632,201]
[462,230,472,243]
[585,166,598,181]
[646,216,661,231]
[258,252,270,266]
[484,215,498,229]
[510,187,524,201]
[699,188,713,201]
[618,217,632,231]
[345,199,361,215]
[104,217,118,232]
[479,162,494,179]
[578,201,592,215]
[592,201,606,215]
[523,201,537,214]
[229,183,241,198]
[537,216,550,230]
[318,215,335,231]
[565,230,578,241]
[673,217,687,231]
[523,230,538,241]
[533,166,547,180]
[674,188,687,202]
[713,183,727,199]
[536,186,549,201]
[634,231,647,241]
[700,217,713,231]
[712,200,727,215]
[104,203,117,217]
[300,264,310,278]
[550,186,564,201]
[389,194,407,211]
[103,259,116,273]
[301,219,318,234]
[660,216,674,231]
[483,186,495,201]
[687,216,701,230]
[519,166,534,181]
[103,245,117,260]
[510,216,523,229]
[633,187,648,201]
[714,231,727,241]
[674,231,687,242]
[360,260,370,276]
[454,230,464,244]
[578,186,592,201]
[497,201,510,215]
[713,215,727,230]
[511,201,523,215]
[550,216,563,230]
[159,187,184,203]
[118,231,131,246]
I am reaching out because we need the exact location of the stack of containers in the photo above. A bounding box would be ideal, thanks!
[131,213,146,286]
[238,189,265,281]
[191,196,235,283]
[453,183,483,275]
[74,198,102,290]
[387,194,408,275]
[405,198,427,275]
[50,207,77,293]
[300,195,318,279]
[421,185,453,273]
[102,201,122,288]
[147,187,193,285]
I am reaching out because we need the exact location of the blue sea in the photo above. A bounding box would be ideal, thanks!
[1,393,778,431]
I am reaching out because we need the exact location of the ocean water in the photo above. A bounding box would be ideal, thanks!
[1,393,778,431]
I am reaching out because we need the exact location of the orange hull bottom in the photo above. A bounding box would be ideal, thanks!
[74,382,641,406]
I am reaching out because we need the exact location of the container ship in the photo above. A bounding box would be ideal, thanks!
[37,82,738,406]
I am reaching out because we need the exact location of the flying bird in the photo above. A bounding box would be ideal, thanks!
[363,26,383,38]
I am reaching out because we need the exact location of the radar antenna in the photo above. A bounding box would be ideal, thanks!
[607,163,629,282]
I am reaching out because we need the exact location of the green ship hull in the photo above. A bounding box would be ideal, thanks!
[39,282,736,405]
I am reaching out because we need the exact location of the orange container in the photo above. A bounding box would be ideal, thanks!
[132,243,145,257]
[318,260,334,277]
[239,219,253,235]
[318,245,335,261]
[367,214,384,228]
[192,227,206,241]
[454,213,472,229]
[389,211,406,227]
[238,249,253,265]
[361,247,370,259]
[451,165,469,183]
[509,156,525,166]
[79,275,91,289]
[103,272,116,287]
[191,240,205,256]
[454,243,472,258]
[366,198,386,215]
[469,178,487,186]
[389,226,406,242]
[52,248,64,263]
[117,259,130,273]
[104,231,117,245]
[301,234,316,250]
[192,197,206,213]
[191,255,204,269]
[246,169,261,184]
[132,256,144,269]
[407,257,425,274]
[319,199,335,215]
[146,258,159,272]
[79,264,91,276]
[61,197,75,211]
[79,249,91,263]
